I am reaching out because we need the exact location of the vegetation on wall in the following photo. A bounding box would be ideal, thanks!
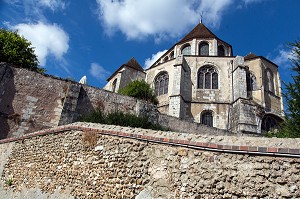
[80,110,166,131]
[118,80,158,105]
[0,28,45,73]
[267,40,300,138]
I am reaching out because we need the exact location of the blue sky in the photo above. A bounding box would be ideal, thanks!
[0,0,299,88]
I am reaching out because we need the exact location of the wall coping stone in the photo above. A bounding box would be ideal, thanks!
[1,122,299,158]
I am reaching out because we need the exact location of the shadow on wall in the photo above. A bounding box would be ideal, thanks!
[74,87,95,120]
[0,64,17,139]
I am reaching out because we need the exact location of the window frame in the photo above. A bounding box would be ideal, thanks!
[201,110,213,127]
[197,65,218,89]
[181,44,191,56]
[154,72,169,96]
[199,42,209,56]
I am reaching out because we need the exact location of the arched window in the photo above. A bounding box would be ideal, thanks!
[181,44,191,55]
[170,51,174,59]
[199,42,209,56]
[112,79,117,93]
[163,56,169,62]
[201,111,213,127]
[218,45,225,56]
[246,72,257,91]
[155,72,169,96]
[265,69,274,93]
[197,65,218,89]
[261,115,282,131]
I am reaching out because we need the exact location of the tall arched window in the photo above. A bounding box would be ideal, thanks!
[246,72,257,91]
[199,42,209,56]
[112,78,117,93]
[201,111,213,127]
[218,45,225,56]
[170,51,174,59]
[163,56,169,62]
[155,72,169,96]
[198,65,218,89]
[265,69,274,93]
[181,44,191,55]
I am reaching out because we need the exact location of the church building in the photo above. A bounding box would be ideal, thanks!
[104,23,284,134]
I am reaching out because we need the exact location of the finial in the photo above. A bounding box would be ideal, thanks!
[200,11,204,24]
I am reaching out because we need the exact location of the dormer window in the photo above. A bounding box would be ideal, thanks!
[199,42,209,56]
[181,44,191,55]
[218,45,225,56]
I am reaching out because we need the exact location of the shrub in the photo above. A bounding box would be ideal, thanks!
[80,110,165,131]
[118,80,158,105]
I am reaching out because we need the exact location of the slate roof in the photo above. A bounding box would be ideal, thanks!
[106,57,144,81]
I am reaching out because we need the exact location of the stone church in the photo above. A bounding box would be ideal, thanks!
[104,23,284,134]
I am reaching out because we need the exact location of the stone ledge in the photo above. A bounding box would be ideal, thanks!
[1,123,299,157]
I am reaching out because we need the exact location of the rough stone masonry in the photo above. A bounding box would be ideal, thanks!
[0,123,300,198]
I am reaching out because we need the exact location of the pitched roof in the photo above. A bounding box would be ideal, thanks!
[178,23,219,44]
[106,57,144,81]
[244,52,278,68]
[244,53,259,60]
[124,57,144,72]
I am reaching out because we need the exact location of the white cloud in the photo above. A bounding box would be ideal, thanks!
[144,50,167,69]
[272,49,294,67]
[6,0,66,20]
[38,0,66,11]
[96,0,264,41]
[89,63,110,81]
[198,0,233,27]
[12,22,69,66]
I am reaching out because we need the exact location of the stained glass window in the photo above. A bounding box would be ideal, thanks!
[181,44,191,55]
[197,66,218,89]
[265,69,274,93]
[218,45,225,56]
[199,42,209,56]
[155,72,169,96]
[201,111,213,127]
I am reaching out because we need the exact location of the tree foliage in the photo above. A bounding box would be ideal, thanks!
[277,40,300,137]
[118,80,158,105]
[0,28,45,73]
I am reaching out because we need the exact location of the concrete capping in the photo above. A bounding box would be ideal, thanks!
[0,125,299,158]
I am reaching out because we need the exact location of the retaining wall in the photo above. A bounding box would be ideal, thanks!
[1,123,300,198]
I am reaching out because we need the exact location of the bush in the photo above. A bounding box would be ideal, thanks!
[80,110,165,131]
[118,80,158,105]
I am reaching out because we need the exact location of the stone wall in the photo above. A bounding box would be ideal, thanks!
[1,123,300,198]
[0,63,235,139]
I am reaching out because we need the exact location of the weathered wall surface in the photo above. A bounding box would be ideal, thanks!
[1,123,300,198]
[0,63,69,138]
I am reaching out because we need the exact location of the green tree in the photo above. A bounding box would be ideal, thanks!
[0,28,45,73]
[118,80,158,105]
[279,40,300,137]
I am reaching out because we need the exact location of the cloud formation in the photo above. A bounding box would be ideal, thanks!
[272,49,294,68]
[5,0,66,20]
[12,22,69,66]
[144,50,167,69]
[89,62,110,81]
[96,0,247,40]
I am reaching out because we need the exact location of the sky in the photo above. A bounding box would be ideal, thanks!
[0,0,300,88]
